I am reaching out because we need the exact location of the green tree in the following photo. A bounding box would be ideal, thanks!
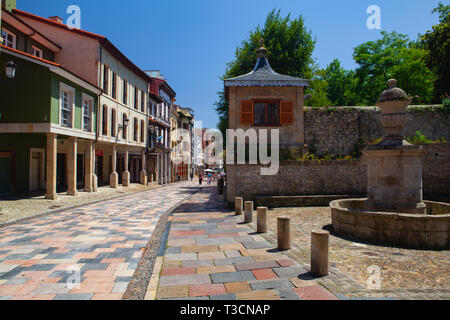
[421,2,450,102]
[215,9,316,135]
[353,31,435,105]
[304,67,330,107]
[322,59,360,106]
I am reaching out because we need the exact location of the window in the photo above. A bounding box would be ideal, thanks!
[60,84,74,128]
[102,105,108,135]
[111,109,116,137]
[82,95,93,132]
[122,114,128,140]
[103,65,109,95]
[122,79,128,105]
[32,46,43,59]
[140,120,145,142]
[111,72,117,99]
[134,87,139,110]
[133,118,138,142]
[254,102,280,125]
[141,91,145,112]
[1,28,16,49]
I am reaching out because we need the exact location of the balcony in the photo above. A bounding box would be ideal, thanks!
[148,140,169,153]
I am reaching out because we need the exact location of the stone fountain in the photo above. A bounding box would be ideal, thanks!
[330,80,450,249]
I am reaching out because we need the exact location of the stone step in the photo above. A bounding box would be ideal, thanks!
[254,195,363,208]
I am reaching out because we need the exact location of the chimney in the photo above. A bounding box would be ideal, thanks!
[48,16,64,24]
[2,0,16,11]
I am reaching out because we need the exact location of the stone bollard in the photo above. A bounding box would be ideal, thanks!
[311,230,329,276]
[277,217,291,250]
[257,207,268,233]
[244,201,254,223]
[235,197,243,215]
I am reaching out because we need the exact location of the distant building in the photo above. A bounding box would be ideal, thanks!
[146,73,175,185]
[170,106,194,181]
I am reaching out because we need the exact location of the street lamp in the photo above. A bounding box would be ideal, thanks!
[123,117,129,127]
[5,61,16,79]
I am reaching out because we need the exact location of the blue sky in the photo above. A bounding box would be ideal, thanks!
[19,0,443,129]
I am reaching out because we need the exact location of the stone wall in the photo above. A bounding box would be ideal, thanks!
[304,106,450,156]
[227,159,367,205]
[422,143,450,202]
[227,143,450,205]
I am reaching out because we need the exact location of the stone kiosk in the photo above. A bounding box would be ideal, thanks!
[331,80,450,249]
[224,40,310,203]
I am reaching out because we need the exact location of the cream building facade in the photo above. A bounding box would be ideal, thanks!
[14,9,153,192]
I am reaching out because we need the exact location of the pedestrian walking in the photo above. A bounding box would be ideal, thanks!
[199,173,203,185]
[207,173,212,185]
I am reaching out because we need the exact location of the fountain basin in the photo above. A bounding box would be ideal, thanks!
[330,199,450,249]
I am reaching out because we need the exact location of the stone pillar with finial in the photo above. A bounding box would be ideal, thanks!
[364,79,426,214]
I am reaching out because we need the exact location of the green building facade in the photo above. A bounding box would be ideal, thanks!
[0,48,100,195]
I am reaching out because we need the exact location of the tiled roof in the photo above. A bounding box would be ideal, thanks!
[12,9,153,84]
[2,44,102,93]
[1,44,59,66]
[224,45,309,87]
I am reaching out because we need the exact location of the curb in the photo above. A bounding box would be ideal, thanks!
[122,187,199,300]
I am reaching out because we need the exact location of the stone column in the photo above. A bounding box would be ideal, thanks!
[130,156,135,182]
[244,201,254,223]
[84,140,94,192]
[156,154,160,185]
[67,137,78,196]
[162,154,167,184]
[140,150,147,185]
[235,197,243,215]
[163,154,166,184]
[92,144,98,192]
[122,148,130,186]
[149,157,154,183]
[166,154,170,184]
[277,217,291,250]
[311,230,329,276]
[110,145,118,188]
[168,153,172,184]
[45,133,57,200]
[257,207,268,233]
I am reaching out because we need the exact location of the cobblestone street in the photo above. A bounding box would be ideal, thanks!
[0,181,197,300]
[0,183,449,300]
[148,186,339,300]
[264,208,450,290]
[150,186,450,301]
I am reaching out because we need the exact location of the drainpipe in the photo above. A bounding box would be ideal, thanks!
[95,92,102,143]
[96,45,103,143]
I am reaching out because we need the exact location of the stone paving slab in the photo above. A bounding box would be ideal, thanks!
[0,182,196,300]
[158,274,212,287]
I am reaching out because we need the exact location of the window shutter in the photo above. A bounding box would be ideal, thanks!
[240,101,254,125]
[280,101,294,125]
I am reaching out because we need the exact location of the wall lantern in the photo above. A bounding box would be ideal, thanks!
[123,117,130,127]
[5,61,16,79]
